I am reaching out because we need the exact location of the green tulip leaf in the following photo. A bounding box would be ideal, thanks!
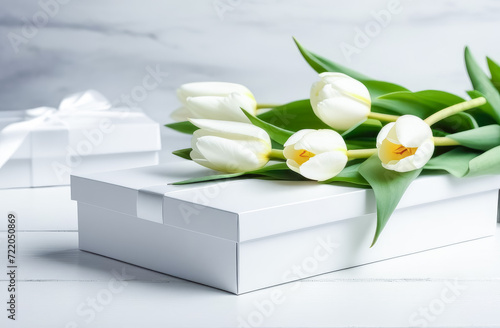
[293,37,370,80]
[424,148,479,177]
[172,163,302,185]
[440,112,479,131]
[466,145,500,177]
[342,119,382,139]
[243,109,294,145]
[256,99,331,131]
[172,172,244,185]
[487,56,500,92]
[464,47,500,123]
[172,148,193,160]
[345,139,377,150]
[466,90,499,126]
[165,121,198,134]
[380,90,465,108]
[447,125,500,151]
[321,163,369,186]
[375,91,478,132]
[358,154,423,247]
[362,80,409,99]
[424,145,500,178]
[247,163,304,180]
[371,98,428,117]
[431,129,449,137]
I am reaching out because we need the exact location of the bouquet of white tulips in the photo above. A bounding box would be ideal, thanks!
[167,38,500,246]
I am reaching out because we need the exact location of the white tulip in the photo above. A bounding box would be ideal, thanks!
[172,82,257,122]
[190,118,272,173]
[376,115,435,172]
[177,82,254,103]
[283,129,348,181]
[310,72,371,131]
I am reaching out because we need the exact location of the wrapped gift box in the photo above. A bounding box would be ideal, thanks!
[0,90,161,189]
[71,161,500,294]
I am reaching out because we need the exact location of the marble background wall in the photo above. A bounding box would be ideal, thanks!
[1,0,499,123]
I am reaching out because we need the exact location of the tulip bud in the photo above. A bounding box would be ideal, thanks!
[283,129,348,181]
[376,115,434,172]
[171,82,257,122]
[190,118,272,173]
[310,72,371,131]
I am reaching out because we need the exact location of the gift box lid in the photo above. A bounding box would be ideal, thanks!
[0,109,161,160]
[71,161,500,242]
[0,91,162,164]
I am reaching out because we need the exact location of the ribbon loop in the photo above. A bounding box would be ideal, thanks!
[59,90,111,112]
[25,106,55,118]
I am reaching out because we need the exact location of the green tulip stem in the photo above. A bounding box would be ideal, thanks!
[256,103,281,110]
[269,149,286,160]
[346,148,378,160]
[424,97,487,126]
[367,112,400,122]
[433,137,461,147]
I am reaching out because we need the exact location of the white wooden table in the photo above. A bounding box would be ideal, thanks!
[1,131,500,328]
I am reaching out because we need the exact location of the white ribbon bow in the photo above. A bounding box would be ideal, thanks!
[0,90,121,170]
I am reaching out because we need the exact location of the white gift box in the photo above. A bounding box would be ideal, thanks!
[71,161,500,294]
[0,90,161,189]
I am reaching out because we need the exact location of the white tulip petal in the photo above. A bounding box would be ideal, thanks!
[298,151,348,181]
[319,72,371,104]
[190,145,222,171]
[189,119,271,145]
[310,81,324,109]
[385,124,400,144]
[315,97,370,131]
[186,95,250,123]
[294,129,346,154]
[285,159,301,174]
[195,136,267,173]
[317,84,343,101]
[283,145,297,160]
[394,115,433,147]
[189,147,204,161]
[177,82,253,104]
[186,96,227,119]
[412,139,435,169]
[284,129,316,147]
[381,155,418,172]
[170,106,191,122]
[192,129,212,149]
[238,138,272,158]
[193,129,271,160]
[319,72,347,78]
[192,127,248,143]
[229,92,258,115]
[191,157,222,172]
[319,72,347,79]
[376,122,395,148]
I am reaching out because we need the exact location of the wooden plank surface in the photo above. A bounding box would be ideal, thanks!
[0,230,499,327]
[1,270,500,327]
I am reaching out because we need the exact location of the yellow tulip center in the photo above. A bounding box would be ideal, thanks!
[379,139,418,164]
[293,149,316,165]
